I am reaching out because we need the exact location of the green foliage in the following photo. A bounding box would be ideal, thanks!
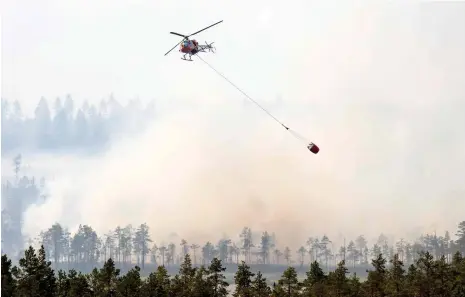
[277,266,301,297]
[171,254,196,297]
[327,260,350,297]
[348,273,362,297]
[232,261,272,297]
[251,271,271,297]
[3,231,465,297]
[302,261,326,297]
[233,261,255,297]
[142,266,171,297]
[2,254,16,297]
[190,266,210,297]
[450,252,465,297]
[364,253,387,296]
[385,254,405,296]
[117,266,142,297]
[88,257,120,297]
[56,269,92,297]
[13,245,56,297]
[207,257,229,297]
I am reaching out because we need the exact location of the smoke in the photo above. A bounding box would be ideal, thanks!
[18,3,465,248]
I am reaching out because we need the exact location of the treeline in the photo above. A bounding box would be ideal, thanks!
[2,164,465,275]
[2,244,465,297]
[1,155,46,255]
[20,221,465,274]
[1,95,155,153]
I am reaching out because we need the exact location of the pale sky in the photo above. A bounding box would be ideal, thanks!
[3,1,463,112]
[2,0,333,114]
[2,1,465,246]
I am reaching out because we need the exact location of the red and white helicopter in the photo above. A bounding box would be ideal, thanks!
[164,20,223,61]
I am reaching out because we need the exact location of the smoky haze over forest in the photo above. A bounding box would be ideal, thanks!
[2,2,465,257]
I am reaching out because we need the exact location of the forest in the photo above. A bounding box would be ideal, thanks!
[9,221,465,272]
[2,143,465,295]
[1,95,155,154]
[2,241,465,296]
[1,95,154,256]
[2,96,465,295]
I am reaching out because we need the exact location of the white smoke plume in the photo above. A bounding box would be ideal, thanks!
[10,2,465,248]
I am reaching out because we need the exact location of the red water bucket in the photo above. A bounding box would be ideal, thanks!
[307,143,319,154]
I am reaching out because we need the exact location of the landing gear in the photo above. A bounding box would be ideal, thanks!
[181,54,193,61]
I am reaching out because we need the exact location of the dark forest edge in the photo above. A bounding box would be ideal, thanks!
[2,244,465,297]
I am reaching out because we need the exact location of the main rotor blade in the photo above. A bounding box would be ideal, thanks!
[188,20,223,37]
[164,38,185,56]
[170,32,187,38]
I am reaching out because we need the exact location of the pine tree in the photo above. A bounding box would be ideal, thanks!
[117,266,142,297]
[251,271,271,297]
[67,269,92,297]
[172,254,197,297]
[233,261,255,297]
[1,254,16,297]
[456,221,465,254]
[432,255,453,296]
[450,252,465,297]
[364,253,387,297]
[277,266,300,297]
[207,258,229,297]
[56,270,71,297]
[348,273,362,297]
[302,261,326,297]
[191,266,211,297]
[415,251,435,297]
[405,264,420,297]
[133,223,152,270]
[327,260,350,297]
[13,245,57,297]
[89,258,120,297]
[142,266,171,297]
[386,254,405,297]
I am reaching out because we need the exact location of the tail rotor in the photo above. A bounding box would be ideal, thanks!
[205,41,216,53]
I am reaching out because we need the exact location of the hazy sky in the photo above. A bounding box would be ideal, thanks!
[2,0,323,114]
[2,1,465,247]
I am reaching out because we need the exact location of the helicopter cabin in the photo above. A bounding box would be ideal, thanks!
[180,40,199,54]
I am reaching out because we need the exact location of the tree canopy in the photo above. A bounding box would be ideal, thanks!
[2,244,465,297]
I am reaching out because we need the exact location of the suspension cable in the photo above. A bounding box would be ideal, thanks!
[196,54,311,144]
[196,55,289,129]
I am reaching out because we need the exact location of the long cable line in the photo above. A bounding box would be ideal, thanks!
[196,54,312,146]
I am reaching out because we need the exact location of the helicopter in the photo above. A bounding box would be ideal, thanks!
[164,20,223,61]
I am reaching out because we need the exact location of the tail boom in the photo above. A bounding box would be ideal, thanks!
[198,41,216,53]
